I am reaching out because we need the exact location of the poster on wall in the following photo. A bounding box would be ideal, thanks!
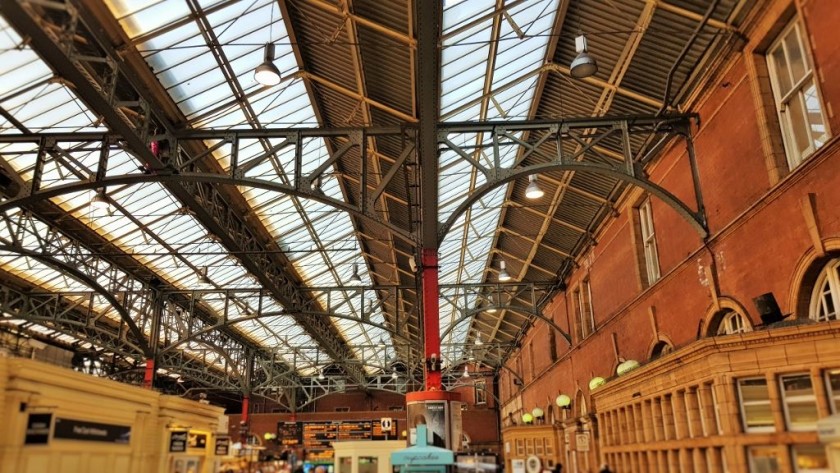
[407,400,448,448]
[511,459,526,473]
[24,413,53,445]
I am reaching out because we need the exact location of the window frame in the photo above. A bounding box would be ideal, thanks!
[747,445,781,473]
[475,379,487,405]
[826,369,840,414]
[573,280,595,341]
[790,444,831,473]
[779,373,819,432]
[715,310,751,336]
[810,258,840,322]
[766,18,829,169]
[638,198,661,285]
[737,377,776,433]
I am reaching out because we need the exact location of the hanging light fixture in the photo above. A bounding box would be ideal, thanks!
[462,365,470,378]
[255,43,281,86]
[91,189,112,216]
[475,333,483,346]
[318,369,326,380]
[351,263,363,283]
[391,369,399,380]
[498,260,511,282]
[570,35,598,79]
[525,175,544,199]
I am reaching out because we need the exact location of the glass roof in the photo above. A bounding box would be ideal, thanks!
[0,0,560,381]
[438,0,558,363]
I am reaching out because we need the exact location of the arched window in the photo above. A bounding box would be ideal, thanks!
[810,258,840,322]
[650,340,673,360]
[708,309,751,336]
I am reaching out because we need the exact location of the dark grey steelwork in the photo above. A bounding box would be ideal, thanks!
[0,0,369,389]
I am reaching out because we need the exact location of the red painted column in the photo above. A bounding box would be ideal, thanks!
[240,394,250,444]
[422,248,441,390]
[242,394,250,424]
[143,358,155,389]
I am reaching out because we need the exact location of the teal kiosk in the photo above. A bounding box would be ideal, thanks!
[391,424,454,473]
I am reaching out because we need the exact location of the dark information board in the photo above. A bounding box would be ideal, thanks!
[53,418,131,444]
[277,419,398,460]
[25,413,52,445]
[277,421,302,446]
[169,431,188,452]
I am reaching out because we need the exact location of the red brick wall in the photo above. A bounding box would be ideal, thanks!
[503,0,840,419]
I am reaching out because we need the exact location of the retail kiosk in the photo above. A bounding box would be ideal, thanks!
[0,357,225,473]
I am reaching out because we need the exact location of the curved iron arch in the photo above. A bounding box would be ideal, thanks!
[441,304,572,344]
[0,173,416,244]
[437,162,708,245]
[159,310,413,355]
[0,244,152,356]
[0,314,145,357]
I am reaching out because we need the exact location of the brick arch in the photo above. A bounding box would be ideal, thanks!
[647,333,675,361]
[787,238,840,319]
[703,296,753,337]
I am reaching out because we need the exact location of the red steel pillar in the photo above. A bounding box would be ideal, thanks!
[143,358,155,389]
[422,248,441,390]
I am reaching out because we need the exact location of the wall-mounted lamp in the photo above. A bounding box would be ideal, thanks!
[589,376,606,391]
[521,413,534,424]
[531,407,544,421]
[555,394,572,409]
[616,359,640,376]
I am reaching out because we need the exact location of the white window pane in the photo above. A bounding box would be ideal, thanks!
[781,374,818,431]
[786,93,812,157]
[802,81,827,146]
[771,45,793,95]
[784,26,808,83]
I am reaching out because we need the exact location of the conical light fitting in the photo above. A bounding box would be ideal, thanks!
[351,263,363,283]
[462,365,470,378]
[255,43,281,86]
[570,35,598,79]
[498,260,511,282]
[525,175,544,199]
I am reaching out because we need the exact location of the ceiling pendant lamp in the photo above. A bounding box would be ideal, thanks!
[570,35,598,79]
[462,365,470,378]
[498,260,511,282]
[351,263,363,283]
[525,175,544,199]
[255,43,281,86]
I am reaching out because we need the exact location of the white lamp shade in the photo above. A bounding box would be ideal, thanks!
[555,394,571,407]
[589,376,606,390]
[617,359,641,376]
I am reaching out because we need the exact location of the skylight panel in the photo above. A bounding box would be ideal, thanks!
[110,1,192,38]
